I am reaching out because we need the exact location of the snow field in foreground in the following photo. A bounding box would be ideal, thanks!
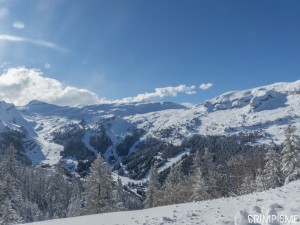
[27,180,300,225]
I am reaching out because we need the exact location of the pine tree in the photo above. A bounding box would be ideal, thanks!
[264,144,283,188]
[115,177,125,210]
[240,174,257,194]
[202,148,218,198]
[253,169,267,192]
[0,197,22,225]
[281,124,300,184]
[67,178,83,217]
[0,144,24,224]
[30,168,48,213]
[46,164,70,219]
[190,150,209,201]
[144,166,161,208]
[161,163,186,205]
[83,155,114,214]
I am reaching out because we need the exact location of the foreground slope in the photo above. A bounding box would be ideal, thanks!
[28,181,300,225]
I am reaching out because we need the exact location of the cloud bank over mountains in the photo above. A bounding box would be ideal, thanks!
[0,68,101,106]
[0,68,213,106]
[118,85,196,103]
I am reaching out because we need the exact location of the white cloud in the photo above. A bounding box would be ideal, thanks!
[199,83,213,90]
[44,63,51,69]
[0,7,9,20]
[0,68,101,106]
[0,61,10,68]
[0,67,198,107]
[12,21,25,29]
[118,84,196,103]
[0,34,68,53]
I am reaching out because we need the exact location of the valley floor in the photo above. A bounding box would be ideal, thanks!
[26,181,300,225]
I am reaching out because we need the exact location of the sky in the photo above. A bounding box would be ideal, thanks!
[0,0,300,106]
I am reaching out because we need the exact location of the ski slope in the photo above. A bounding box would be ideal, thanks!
[27,180,300,225]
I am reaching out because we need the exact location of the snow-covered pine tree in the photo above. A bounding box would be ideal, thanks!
[0,144,24,224]
[264,144,283,189]
[281,123,300,184]
[144,166,161,208]
[83,155,114,214]
[240,174,257,194]
[67,177,83,217]
[30,168,48,213]
[202,147,219,198]
[161,163,188,205]
[21,200,44,223]
[115,177,125,210]
[253,168,268,192]
[240,150,267,194]
[0,197,22,225]
[19,166,33,202]
[46,164,70,219]
[190,150,209,201]
[17,165,45,222]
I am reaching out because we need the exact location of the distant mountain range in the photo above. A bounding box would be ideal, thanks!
[0,80,299,178]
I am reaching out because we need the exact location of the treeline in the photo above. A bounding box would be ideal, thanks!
[145,123,300,208]
[115,133,261,180]
[0,146,142,224]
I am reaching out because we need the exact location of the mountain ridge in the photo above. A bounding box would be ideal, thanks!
[0,80,299,176]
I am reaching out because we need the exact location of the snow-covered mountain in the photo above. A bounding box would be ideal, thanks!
[128,80,300,144]
[0,80,299,173]
[0,100,33,132]
[27,180,300,225]
[16,101,187,166]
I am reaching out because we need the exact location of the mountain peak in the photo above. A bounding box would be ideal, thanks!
[202,80,300,112]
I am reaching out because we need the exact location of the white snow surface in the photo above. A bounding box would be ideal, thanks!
[157,148,190,173]
[26,180,300,225]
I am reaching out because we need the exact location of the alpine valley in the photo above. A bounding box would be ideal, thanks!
[1,80,300,180]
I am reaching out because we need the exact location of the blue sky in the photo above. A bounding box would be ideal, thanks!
[0,0,300,106]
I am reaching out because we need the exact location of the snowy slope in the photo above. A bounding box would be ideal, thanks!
[16,101,186,165]
[0,101,47,164]
[27,180,300,225]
